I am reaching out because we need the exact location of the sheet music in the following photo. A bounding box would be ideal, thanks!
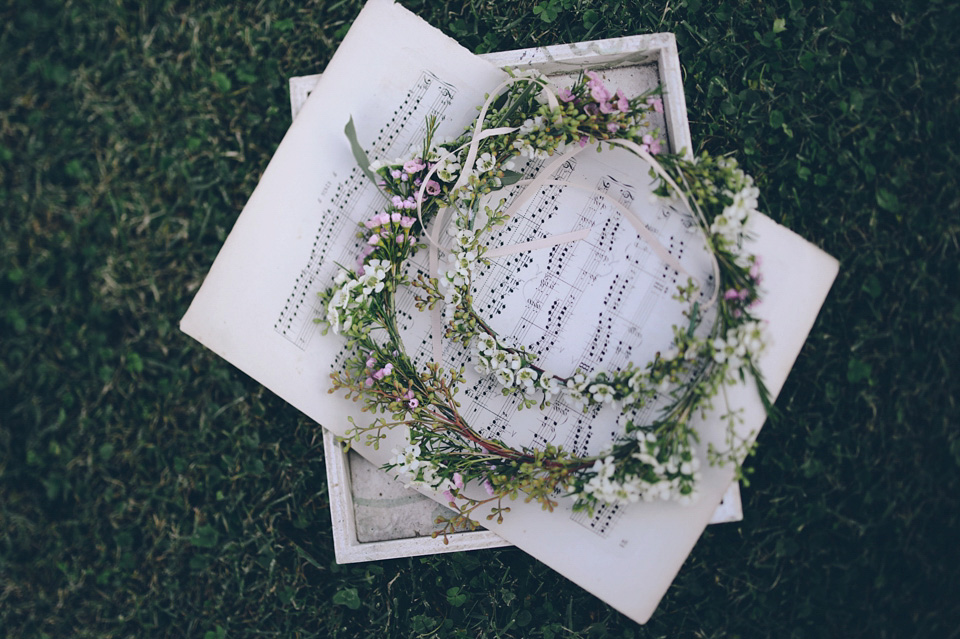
[181,1,839,624]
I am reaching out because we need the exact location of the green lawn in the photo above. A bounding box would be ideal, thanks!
[2,1,958,637]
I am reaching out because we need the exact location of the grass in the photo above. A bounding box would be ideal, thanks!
[1,0,958,637]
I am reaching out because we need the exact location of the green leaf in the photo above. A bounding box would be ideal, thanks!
[769,109,784,129]
[846,358,872,384]
[446,586,468,607]
[344,117,378,186]
[876,187,900,212]
[191,525,219,549]
[332,587,361,610]
[98,443,114,461]
[583,9,599,29]
[773,18,787,34]
[861,275,881,299]
[273,18,294,31]
[211,72,232,92]
[499,170,523,187]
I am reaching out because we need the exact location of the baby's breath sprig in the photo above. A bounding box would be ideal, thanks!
[317,71,774,521]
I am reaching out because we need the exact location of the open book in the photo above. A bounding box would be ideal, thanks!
[181,0,839,624]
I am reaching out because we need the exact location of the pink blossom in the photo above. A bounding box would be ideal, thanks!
[647,96,663,113]
[364,377,374,388]
[403,158,426,174]
[366,356,376,368]
[383,363,393,375]
[585,70,611,102]
[403,389,414,400]
[363,218,379,230]
[443,489,455,503]
[558,87,576,102]
[360,244,375,258]
[607,122,620,133]
[599,100,617,114]
[390,169,402,179]
[483,479,495,496]
[724,288,741,301]
[400,216,416,228]
[583,102,599,116]
[367,234,380,245]
[425,180,441,196]
[642,134,661,155]
[616,89,629,113]
[372,369,385,380]
[579,136,589,148]
[408,398,419,409]
[391,212,402,223]
[391,195,404,208]
[453,472,464,490]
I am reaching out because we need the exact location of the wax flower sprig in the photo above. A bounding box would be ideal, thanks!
[317,69,773,535]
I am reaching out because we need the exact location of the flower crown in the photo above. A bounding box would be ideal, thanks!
[318,69,773,534]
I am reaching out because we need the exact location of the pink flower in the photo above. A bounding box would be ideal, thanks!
[583,103,599,117]
[642,134,661,155]
[383,363,393,375]
[391,212,402,223]
[579,136,589,148]
[372,369,385,380]
[607,122,620,133]
[585,70,611,102]
[599,100,617,114]
[443,489,455,503]
[483,479,495,496]
[647,96,663,113]
[363,218,379,230]
[367,234,380,245]
[424,180,441,196]
[391,195,403,208]
[403,389,414,400]
[390,169,402,179]
[366,356,376,368]
[408,398,419,409]
[453,472,464,490]
[616,89,629,113]
[360,244,375,258]
[399,216,416,228]
[724,288,741,301]
[403,158,426,174]
[364,377,374,387]
[558,87,576,102]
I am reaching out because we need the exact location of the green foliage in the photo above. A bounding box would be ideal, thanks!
[1,0,958,638]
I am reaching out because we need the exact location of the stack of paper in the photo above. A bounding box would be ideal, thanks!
[181,0,838,624]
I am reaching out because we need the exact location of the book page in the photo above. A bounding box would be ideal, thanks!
[181,2,839,624]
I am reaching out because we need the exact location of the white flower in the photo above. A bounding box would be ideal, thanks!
[475,334,498,356]
[474,355,492,375]
[628,371,646,392]
[435,156,461,182]
[494,367,515,387]
[589,383,615,404]
[326,306,341,334]
[475,152,496,173]
[538,374,560,397]
[516,367,537,389]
